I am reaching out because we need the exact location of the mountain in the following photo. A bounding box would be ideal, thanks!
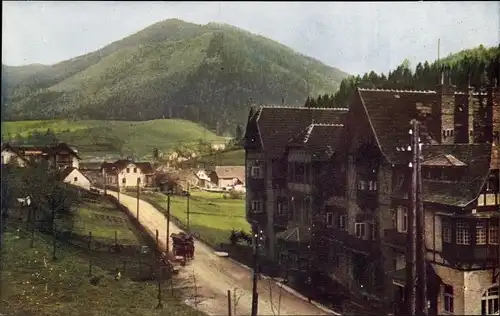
[2,19,349,135]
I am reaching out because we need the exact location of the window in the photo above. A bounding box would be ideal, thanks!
[456,221,470,245]
[122,178,126,184]
[442,221,452,243]
[368,180,377,191]
[397,206,408,233]
[326,212,333,226]
[251,166,262,178]
[476,221,487,245]
[355,222,366,239]
[294,163,305,182]
[444,284,454,313]
[133,168,137,173]
[251,200,261,213]
[358,180,366,190]
[277,201,286,215]
[489,221,499,244]
[126,168,130,173]
[137,177,141,184]
[339,215,347,230]
[482,286,499,315]
[73,177,78,182]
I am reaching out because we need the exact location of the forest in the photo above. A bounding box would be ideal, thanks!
[305,45,500,108]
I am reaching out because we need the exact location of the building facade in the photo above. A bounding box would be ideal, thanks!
[244,80,500,315]
[101,159,154,190]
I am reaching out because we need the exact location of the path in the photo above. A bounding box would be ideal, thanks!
[109,191,333,316]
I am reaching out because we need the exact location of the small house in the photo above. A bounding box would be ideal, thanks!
[211,166,246,188]
[59,167,92,190]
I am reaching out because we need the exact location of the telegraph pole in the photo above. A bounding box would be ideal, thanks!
[136,178,140,222]
[251,223,261,316]
[186,182,190,231]
[414,119,428,316]
[406,121,418,316]
[166,192,171,254]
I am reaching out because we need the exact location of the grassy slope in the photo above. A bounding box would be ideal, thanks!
[1,119,225,159]
[144,190,249,246]
[1,198,202,316]
[184,148,245,167]
[3,19,349,130]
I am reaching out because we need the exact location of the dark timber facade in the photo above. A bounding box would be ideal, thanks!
[243,79,500,315]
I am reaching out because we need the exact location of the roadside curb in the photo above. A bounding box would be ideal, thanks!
[226,257,341,316]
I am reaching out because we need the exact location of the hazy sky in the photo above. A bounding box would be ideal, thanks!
[2,1,499,75]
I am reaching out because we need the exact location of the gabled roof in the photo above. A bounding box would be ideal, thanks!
[214,166,245,181]
[421,154,467,167]
[1,142,81,160]
[101,159,154,174]
[58,167,91,183]
[251,106,348,158]
[276,225,311,244]
[357,88,438,164]
[288,123,345,160]
[393,143,495,207]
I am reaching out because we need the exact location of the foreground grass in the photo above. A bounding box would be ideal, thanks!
[0,229,204,316]
[144,190,250,246]
[1,119,225,159]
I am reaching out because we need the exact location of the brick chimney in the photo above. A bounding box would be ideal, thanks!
[467,82,476,143]
[434,68,457,144]
[489,84,500,145]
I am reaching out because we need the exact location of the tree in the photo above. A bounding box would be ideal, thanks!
[235,124,243,141]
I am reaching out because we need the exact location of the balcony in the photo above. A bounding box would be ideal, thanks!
[382,228,406,251]
[442,243,498,267]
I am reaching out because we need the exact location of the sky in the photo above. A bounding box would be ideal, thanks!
[2,1,499,75]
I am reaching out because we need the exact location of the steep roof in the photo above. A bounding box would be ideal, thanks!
[393,143,495,207]
[101,159,154,174]
[253,106,348,157]
[357,88,438,164]
[288,123,345,160]
[2,142,81,160]
[421,154,467,167]
[58,167,91,183]
[214,165,245,181]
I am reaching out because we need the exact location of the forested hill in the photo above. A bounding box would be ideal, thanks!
[2,19,349,135]
[305,45,500,108]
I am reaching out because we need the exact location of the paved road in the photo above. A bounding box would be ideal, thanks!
[109,191,332,316]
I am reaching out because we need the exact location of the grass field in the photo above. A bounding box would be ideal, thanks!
[184,148,245,167]
[1,193,203,316]
[71,196,140,245]
[144,190,250,246]
[1,119,226,160]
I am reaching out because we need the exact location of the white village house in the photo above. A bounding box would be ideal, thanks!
[1,143,81,170]
[101,159,154,190]
[59,167,92,190]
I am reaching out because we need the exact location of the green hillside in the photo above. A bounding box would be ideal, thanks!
[2,19,349,134]
[1,119,225,160]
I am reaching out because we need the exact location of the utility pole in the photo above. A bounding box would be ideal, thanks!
[186,182,190,231]
[166,192,171,254]
[251,223,262,316]
[104,170,108,195]
[52,208,57,261]
[414,119,428,316]
[405,121,418,316]
[136,178,140,222]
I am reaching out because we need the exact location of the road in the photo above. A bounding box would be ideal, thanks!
[109,191,333,316]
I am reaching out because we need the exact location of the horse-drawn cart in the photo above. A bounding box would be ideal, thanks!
[171,232,194,264]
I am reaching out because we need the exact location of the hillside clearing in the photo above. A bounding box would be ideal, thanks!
[183,148,245,167]
[1,119,225,159]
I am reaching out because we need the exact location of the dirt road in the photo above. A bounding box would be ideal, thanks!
[109,191,333,316]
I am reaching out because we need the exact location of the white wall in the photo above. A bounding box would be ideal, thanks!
[1,149,26,166]
[63,169,91,190]
[117,163,147,188]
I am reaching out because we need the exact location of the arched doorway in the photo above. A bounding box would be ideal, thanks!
[482,286,499,315]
